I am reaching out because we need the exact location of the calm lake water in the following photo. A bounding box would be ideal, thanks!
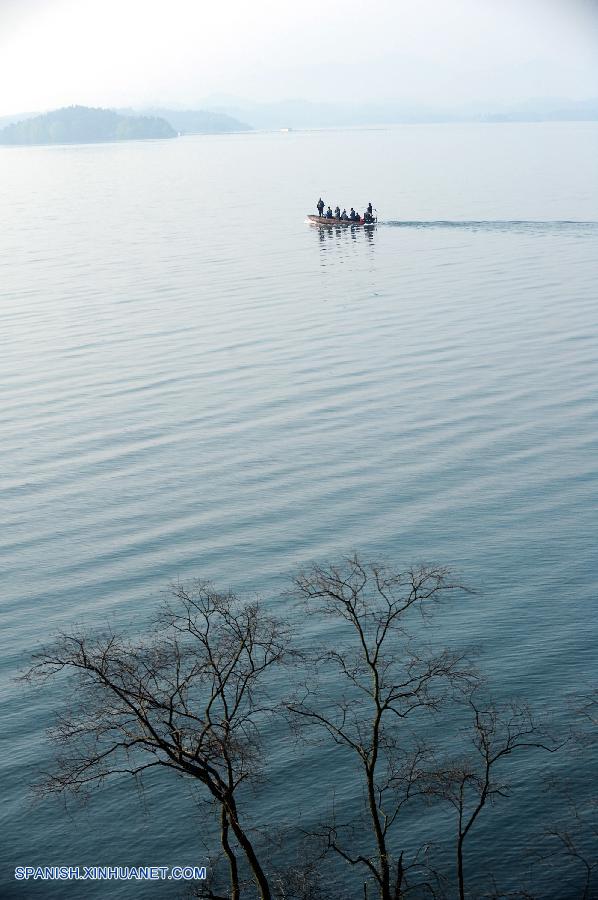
[1,123,598,898]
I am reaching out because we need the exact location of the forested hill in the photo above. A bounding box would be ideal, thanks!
[138,108,252,133]
[0,106,177,145]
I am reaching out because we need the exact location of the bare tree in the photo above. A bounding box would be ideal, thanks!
[23,581,292,900]
[538,799,597,900]
[288,554,475,900]
[530,691,598,900]
[22,558,589,900]
[430,698,562,900]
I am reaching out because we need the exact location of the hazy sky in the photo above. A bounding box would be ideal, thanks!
[1,0,597,115]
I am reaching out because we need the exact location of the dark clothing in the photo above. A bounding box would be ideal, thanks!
[334,207,341,218]
[325,208,333,219]
[340,210,349,220]
[317,199,324,216]
[367,203,373,216]
[349,209,357,221]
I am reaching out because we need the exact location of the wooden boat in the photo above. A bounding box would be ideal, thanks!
[307,214,377,227]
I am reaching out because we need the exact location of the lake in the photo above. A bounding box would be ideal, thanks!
[1,122,598,898]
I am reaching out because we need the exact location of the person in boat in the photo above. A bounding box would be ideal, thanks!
[317,198,324,217]
[363,211,373,223]
[349,208,357,221]
[354,211,362,223]
[367,202,373,217]
[340,209,349,220]
[325,206,333,218]
[334,205,341,218]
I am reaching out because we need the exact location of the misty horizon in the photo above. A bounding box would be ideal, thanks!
[1,0,597,119]
[3,94,598,134]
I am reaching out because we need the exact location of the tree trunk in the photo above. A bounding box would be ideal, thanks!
[220,807,240,900]
[366,763,391,900]
[225,801,271,900]
[393,852,404,900]
[457,834,465,900]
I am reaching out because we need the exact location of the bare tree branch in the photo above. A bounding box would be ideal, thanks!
[23,581,293,900]
[288,554,474,900]
[429,696,564,900]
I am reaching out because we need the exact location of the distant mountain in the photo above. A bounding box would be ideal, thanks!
[140,108,252,134]
[2,98,596,144]
[199,96,598,129]
[0,106,177,145]
[0,110,41,130]
[474,97,598,123]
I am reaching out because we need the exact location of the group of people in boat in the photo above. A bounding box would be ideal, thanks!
[316,198,375,224]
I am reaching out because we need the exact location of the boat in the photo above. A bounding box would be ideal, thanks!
[307,214,377,227]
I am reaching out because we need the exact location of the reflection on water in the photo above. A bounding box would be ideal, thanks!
[315,222,376,255]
